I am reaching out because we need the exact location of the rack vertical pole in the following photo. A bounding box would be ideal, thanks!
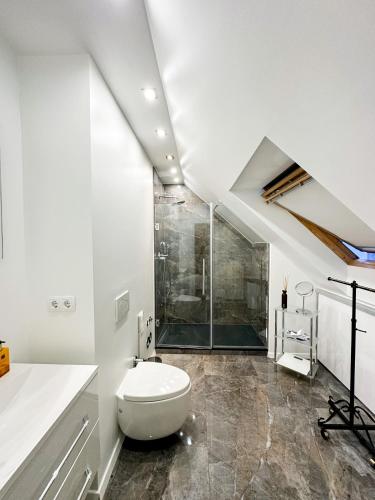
[349,281,357,425]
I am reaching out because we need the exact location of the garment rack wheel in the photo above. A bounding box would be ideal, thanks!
[320,429,329,440]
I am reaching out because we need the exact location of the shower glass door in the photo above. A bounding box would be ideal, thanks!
[212,206,268,349]
[155,199,211,348]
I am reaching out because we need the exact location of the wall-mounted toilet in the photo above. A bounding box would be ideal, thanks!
[117,362,191,440]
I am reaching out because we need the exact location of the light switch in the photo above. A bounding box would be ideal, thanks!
[115,290,129,323]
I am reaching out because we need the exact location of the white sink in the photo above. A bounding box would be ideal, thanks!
[0,363,97,494]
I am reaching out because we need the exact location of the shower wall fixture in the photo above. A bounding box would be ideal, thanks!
[154,182,269,349]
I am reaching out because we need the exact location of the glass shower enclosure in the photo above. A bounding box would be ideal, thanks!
[154,189,269,349]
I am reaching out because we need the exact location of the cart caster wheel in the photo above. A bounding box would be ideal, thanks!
[321,429,330,440]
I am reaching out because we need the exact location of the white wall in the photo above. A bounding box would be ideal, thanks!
[319,293,375,413]
[318,266,375,412]
[89,62,154,482]
[19,55,96,364]
[17,55,155,491]
[268,244,314,356]
[270,242,375,413]
[0,35,29,361]
[19,56,154,484]
[17,55,155,490]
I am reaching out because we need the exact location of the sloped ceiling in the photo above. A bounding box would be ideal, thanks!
[232,137,375,248]
[280,182,375,248]
[146,1,375,233]
[1,0,375,284]
[146,0,375,284]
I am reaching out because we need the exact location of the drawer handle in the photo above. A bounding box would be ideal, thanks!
[38,417,90,500]
[76,467,93,500]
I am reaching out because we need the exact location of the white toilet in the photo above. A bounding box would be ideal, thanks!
[116,362,191,440]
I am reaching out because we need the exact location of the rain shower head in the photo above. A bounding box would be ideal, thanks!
[158,194,185,205]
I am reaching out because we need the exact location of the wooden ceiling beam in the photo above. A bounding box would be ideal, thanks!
[262,163,312,203]
[275,203,375,269]
[263,172,312,203]
[262,166,305,198]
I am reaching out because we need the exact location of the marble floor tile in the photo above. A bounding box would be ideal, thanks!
[105,353,375,500]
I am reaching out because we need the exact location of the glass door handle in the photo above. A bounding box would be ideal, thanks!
[202,258,205,295]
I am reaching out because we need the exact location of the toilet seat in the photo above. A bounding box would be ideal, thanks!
[119,362,190,402]
[117,362,191,440]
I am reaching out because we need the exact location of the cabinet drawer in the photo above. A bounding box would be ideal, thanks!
[55,423,100,500]
[4,375,98,500]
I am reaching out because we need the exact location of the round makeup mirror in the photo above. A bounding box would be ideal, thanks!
[295,281,314,314]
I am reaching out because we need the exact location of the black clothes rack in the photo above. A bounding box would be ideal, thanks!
[318,277,375,468]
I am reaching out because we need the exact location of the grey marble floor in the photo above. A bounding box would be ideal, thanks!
[105,353,375,500]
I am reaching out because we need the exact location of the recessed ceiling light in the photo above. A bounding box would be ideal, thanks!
[170,167,177,174]
[155,128,167,138]
[174,177,180,183]
[142,88,157,101]
[166,154,175,161]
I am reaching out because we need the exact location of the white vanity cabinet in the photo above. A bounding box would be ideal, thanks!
[0,364,99,500]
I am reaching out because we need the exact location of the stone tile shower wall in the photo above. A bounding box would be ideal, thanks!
[213,214,268,340]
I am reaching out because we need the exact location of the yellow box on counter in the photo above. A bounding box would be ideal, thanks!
[0,341,10,377]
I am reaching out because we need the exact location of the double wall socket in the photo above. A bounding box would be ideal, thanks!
[48,296,76,312]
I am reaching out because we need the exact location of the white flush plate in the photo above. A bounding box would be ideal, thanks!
[115,290,129,323]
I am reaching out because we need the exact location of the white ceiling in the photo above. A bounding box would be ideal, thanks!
[146,0,375,233]
[280,182,375,247]
[2,0,375,275]
[232,137,293,194]
[0,0,183,184]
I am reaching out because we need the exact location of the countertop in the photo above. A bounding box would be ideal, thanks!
[0,363,98,494]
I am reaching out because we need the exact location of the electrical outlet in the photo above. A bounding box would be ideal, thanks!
[62,296,76,312]
[48,296,76,312]
[48,297,60,311]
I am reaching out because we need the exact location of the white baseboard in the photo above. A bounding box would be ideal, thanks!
[87,434,124,500]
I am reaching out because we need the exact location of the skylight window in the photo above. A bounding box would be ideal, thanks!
[341,241,375,261]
